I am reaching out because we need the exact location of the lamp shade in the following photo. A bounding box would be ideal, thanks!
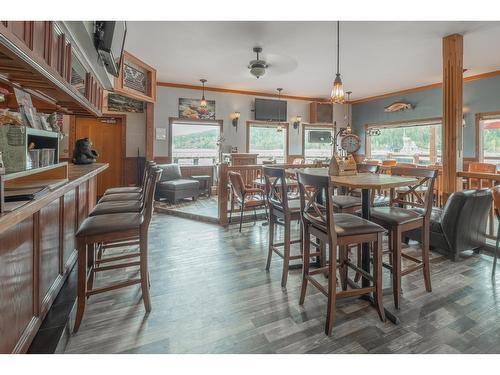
[331,74,345,103]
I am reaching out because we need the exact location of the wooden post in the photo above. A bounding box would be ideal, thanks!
[442,34,464,201]
[146,102,154,160]
[218,163,229,226]
[429,125,436,164]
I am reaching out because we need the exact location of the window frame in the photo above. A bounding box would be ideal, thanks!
[301,122,335,161]
[168,117,223,165]
[475,111,500,163]
[246,120,289,163]
[364,117,442,164]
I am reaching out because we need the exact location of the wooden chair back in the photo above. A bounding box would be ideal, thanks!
[390,167,438,220]
[468,162,497,189]
[229,171,246,202]
[142,167,162,228]
[263,167,290,212]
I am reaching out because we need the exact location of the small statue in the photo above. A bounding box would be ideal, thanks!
[72,138,98,165]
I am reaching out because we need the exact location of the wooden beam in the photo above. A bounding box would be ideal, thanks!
[442,34,464,199]
[145,102,154,160]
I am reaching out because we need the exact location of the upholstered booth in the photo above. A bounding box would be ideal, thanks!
[155,164,199,203]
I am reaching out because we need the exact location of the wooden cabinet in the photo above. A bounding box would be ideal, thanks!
[225,153,259,166]
[310,102,333,123]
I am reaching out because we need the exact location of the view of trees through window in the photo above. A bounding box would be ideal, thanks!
[171,123,220,165]
[248,126,286,163]
[304,128,333,163]
[482,119,500,166]
[369,123,442,165]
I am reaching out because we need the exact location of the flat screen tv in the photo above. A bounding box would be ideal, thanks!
[254,98,287,122]
[308,130,332,143]
[94,21,127,77]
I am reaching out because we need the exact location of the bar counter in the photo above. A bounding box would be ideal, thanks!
[0,163,108,353]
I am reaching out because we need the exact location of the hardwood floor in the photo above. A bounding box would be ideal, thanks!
[63,213,500,354]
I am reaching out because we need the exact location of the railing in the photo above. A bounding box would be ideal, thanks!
[218,162,323,225]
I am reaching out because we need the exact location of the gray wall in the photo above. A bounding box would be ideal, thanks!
[352,75,500,157]
[153,86,348,157]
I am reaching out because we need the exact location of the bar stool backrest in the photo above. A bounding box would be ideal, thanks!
[263,167,289,212]
[141,167,162,229]
[297,171,336,245]
[390,167,438,220]
[141,161,156,188]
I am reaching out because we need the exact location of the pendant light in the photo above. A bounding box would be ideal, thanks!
[330,21,345,104]
[276,88,283,132]
[200,79,207,108]
[345,91,352,134]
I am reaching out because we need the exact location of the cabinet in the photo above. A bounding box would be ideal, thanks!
[310,102,333,124]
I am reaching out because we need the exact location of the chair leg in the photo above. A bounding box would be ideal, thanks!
[354,243,362,282]
[373,233,386,322]
[139,229,152,312]
[87,243,95,293]
[281,217,291,288]
[339,245,348,291]
[325,238,337,336]
[229,198,234,224]
[422,221,432,293]
[392,227,402,310]
[239,203,244,232]
[266,213,275,270]
[299,224,310,305]
[493,219,500,277]
[74,238,87,333]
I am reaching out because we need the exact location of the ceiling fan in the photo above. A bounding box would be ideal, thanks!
[248,47,269,79]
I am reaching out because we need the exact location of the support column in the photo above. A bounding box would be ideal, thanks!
[442,33,464,200]
[146,102,154,160]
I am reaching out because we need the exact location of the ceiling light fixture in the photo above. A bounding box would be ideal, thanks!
[331,21,345,104]
[248,47,268,79]
[200,79,207,108]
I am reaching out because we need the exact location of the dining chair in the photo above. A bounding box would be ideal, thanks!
[368,167,438,309]
[229,171,268,232]
[492,186,500,277]
[263,167,307,287]
[468,162,497,189]
[296,171,386,335]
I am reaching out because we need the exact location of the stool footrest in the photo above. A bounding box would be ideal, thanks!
[95,252,140,264]
[86,278,141,296]
[94,260,141,272]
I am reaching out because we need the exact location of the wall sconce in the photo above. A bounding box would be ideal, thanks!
[293,115,302,130]
[231,112,240,131]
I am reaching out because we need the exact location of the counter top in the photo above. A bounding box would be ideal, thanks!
[0,163,108,229]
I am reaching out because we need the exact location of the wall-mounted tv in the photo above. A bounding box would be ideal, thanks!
[254,98,287,122]
[94,21,127,77]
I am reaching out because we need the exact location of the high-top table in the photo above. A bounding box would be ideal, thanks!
[286,167,418,324]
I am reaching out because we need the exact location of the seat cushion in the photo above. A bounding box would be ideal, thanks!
[76,213,143,237]
[98,192,142,203]
[104,186,142,195]
[158,179,199,191]
[157,164,182,181]
[334,213,386,236]
[89,200,143,216]
[332,195,362,209]
[369,207,423,226]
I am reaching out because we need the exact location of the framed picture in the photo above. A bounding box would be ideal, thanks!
[107,93,144,113]
[178,98,216,120]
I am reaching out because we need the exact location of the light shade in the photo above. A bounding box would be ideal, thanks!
[200,96,207,108]
[330,74,345,103]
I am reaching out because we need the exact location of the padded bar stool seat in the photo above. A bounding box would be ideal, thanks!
[104,186,142,194]
[98,192,142,203]
[332,195,362,211]
[77,213,144,237]
[89,200,143,216]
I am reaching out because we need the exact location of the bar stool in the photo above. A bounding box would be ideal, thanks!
[72,167,162,332]
[368,167,438,309]
[103,161,155,195]
[296,171,386,335]
[263,167,308,288]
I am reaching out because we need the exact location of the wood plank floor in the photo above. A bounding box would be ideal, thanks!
[63,213,500,354]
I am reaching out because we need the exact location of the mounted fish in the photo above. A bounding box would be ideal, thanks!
[384,101,413,112]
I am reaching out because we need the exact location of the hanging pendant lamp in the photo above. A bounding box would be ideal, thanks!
[331,21,345,104]
[200,79,207,108]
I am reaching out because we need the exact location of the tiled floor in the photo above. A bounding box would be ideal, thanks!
[60,213,500,354]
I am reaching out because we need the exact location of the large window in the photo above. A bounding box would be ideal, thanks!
[303,125,333,163]
[247,123,288,164]
[366,120,442,165]
[479,115,500,167]
[170,121,221,165]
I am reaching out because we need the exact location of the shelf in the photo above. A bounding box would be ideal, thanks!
[2,162,68,182]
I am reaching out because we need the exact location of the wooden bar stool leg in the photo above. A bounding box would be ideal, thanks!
[139,228,152,312]
[74,237,88,333]
[354,243,362,282]
[239,203,244,232]
[87,243,95,293]
[325,238,337,336]
[339,245,348,291]
[391,227,402,309]
[373,233,385,322]
[265,212,274,271]
[422,221,432,292]
[299,224,310,305]
[281,216,291,288]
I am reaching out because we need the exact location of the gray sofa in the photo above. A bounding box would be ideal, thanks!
[405,189,492,261]
[155,164,199,204]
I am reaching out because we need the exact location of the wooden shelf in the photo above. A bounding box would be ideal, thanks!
[2,161,68,182]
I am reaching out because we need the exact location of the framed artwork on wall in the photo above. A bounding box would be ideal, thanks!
[178,98,216,120]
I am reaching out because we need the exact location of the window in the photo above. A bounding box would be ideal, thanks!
[366,120,442,165]
[303,125,333,163]
[170,121,221,166]
[479,114,500,167]
[247,123,288,164]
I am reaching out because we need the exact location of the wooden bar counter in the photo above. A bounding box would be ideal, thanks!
[0,163,108,353]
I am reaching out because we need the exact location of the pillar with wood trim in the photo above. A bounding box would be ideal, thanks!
[442,33,464,201]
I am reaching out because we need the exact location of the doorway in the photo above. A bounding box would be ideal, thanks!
[74,116,124,196]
